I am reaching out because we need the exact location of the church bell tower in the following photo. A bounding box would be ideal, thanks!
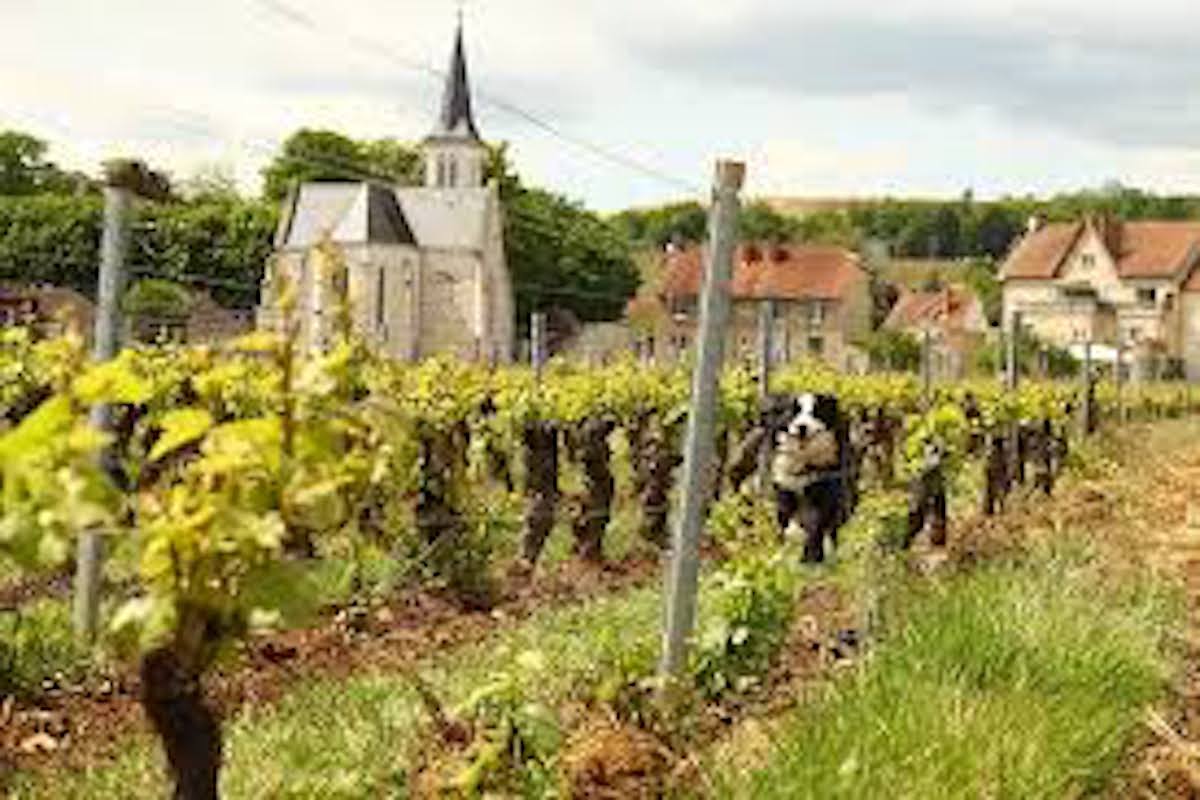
[424,21,486,189]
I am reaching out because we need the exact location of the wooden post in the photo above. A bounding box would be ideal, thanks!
[1006,311,1022,391]
[1116,339,1126,422]
[660,160,744,678]
[1082,339,1095,435]
[74,182,132,641]
[757,298,774,490]
[531,311,547,382]
[921,327,933,407]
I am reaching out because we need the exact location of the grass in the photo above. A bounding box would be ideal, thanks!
[7,584,668,798]
[719,537,1178,799]
[0,598,95,697]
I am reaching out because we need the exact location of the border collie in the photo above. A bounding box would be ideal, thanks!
[769,393,852,563]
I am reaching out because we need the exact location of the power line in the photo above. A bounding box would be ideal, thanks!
[249,0,703,196]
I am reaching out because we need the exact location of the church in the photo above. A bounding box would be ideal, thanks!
[257,23,515,363]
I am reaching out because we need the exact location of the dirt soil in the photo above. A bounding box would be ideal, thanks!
[0,554,663,776]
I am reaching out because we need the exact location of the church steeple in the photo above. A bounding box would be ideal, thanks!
[424,19,485,188]
[432,21,481,141]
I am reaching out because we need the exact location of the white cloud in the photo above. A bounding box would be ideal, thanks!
[3,0,1199,208]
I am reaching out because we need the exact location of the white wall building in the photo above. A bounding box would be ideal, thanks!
[258,23,514,362]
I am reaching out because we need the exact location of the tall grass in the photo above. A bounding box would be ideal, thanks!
[724,543,1177,799]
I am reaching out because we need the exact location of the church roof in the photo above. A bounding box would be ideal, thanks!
[429,23,482,142]
[275,182,491,252]
[275,183,417,250]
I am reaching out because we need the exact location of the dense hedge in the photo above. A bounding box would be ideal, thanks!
[0,195,278,308]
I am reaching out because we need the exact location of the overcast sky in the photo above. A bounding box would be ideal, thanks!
[5,0,1200,210]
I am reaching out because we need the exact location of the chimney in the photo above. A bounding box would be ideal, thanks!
[1101,212,1122,257]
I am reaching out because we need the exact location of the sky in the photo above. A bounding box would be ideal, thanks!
[5,0,1200,211]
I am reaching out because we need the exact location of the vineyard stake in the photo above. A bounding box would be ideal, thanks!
[1082,338,1095,435]
[921,327,933,407]
[660,159,744,678]
[74,181,132,640]
[1005,311,1021,392]
[531,311,547,382]
[757,298,775,491]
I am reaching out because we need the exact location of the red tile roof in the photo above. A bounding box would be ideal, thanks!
[883,286,983,333]
[660,244,864,302]
[1001,222,1083,280]
[1002,219,1200,281]
[1113,222,1200,278]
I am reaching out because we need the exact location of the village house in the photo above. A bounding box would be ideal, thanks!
[0,284,94,343]
[1000,216,1200,378]
[257,23,514,362]
[636,243,872,369]
[882,285,987,378]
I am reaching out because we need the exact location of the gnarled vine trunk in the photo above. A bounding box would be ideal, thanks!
[140,648,221,800]
[726,426,766,494]
[906,463,947,548]
[569,417,616,562]
[522,421,559,565]
[416,426,465,547]
[982,431,1010,516]
[639,418,682,548]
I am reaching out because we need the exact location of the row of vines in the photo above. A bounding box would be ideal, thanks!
[2,322,1197,797]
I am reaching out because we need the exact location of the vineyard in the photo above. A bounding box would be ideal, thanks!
[2,323,1199,798]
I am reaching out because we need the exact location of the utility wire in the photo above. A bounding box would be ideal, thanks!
[249,0,704,196]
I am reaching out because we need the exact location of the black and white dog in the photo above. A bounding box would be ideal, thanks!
[768,393,853,564]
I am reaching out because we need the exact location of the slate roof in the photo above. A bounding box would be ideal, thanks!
[429,24,481,142]
[275,183,490,252]
[660,244,864,302]
[394,187,490,250]
[1002,219,1200,281]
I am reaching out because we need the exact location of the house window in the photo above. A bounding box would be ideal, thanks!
[1081,253,1096,270]
[808,336,824,355]
[447,158,459,187]
[1137,287,1157,306]
[808,302,825,326]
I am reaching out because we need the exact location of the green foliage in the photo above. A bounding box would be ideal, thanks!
[728,549,1174,799]
[0,130,81,196]
[0,395,118,573]
[858,329,922,372]
[0,193,277,307]
[261,129,417,201]
[611,201,708,249]
[122,279,193,318]
[902,403,970,480]
[1,599,94,698]
[692,550,797,700]
[505,185,639,324]
[619,183,1200,262]
[975,330,1079,379]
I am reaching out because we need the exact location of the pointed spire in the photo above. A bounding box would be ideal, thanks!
[431,20,481,141]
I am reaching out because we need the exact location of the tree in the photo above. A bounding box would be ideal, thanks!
[360,139,423,187]
[505,187,639,327]
[261,129,373,201]
[738,201,801,243]
[0,130,75,196]
[859,329,922,372]
[611,202,708,249]
[181,163,240,202]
